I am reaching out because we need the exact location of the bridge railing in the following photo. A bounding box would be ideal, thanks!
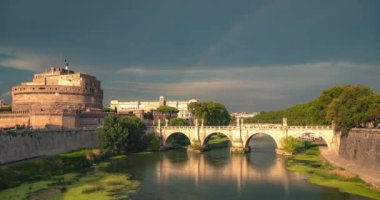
[244,125,283,129]
[288,126,332,130]
[146,124,333,130]
[203,126,231,130]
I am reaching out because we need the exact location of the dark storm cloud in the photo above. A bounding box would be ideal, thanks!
[0,0,379,111]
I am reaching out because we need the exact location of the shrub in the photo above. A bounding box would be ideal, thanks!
[141,133,160,151]
[281,136,312,153]
[98,114,146,154]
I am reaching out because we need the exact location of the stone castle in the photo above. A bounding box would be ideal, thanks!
[0,66,106,129]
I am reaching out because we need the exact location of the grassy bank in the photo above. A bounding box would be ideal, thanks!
[287,147,380,200]
[0,150,139,200]
[208,136,230,149]
[0,149,99,190]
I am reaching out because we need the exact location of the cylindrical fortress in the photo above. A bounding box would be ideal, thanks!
[11,67,103,112]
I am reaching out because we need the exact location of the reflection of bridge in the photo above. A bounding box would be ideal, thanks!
[156,150,296,192]
[147,118,339,153]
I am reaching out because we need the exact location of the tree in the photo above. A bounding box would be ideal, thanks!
[169,118,190,126]
[188,102,231,126]
[156,105,178,119]
[141,133,160,151]
[0,106,11,112]
[101,107,116,113]
[98,114,146,154]
[326,85,374,133]
[367,94,380,127]
[143,112,154,120]
[281,136,312,153]
[247,85,379,131]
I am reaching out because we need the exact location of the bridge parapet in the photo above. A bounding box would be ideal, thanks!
[203,126,231,130]
[243,124,283,130]
[164,126,197,130]
[288,126,332,130]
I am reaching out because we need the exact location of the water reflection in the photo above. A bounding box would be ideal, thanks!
[156,134,291,194]
[131,134,370,200]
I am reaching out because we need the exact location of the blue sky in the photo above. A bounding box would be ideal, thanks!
[0,0,379,112]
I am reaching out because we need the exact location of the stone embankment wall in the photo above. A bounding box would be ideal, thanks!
[339,128,380,172]
[0,129,99,164]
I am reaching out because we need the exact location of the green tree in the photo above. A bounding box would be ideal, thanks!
[169,118,190,126]
[281,136,311,153]
[99,114,146,154]
[143,112,154,120]
[326,85,374,133]
[188,102,231,125]
[367,94,380,127]
[141,133,160,151]
[101,107,116,113]
[157,105,179,119]
[247,85,379,131]
[0,106,11,112]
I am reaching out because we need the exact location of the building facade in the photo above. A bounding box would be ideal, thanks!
[110,96,197,119]
[0,66,106,129]
[231,112,259,119]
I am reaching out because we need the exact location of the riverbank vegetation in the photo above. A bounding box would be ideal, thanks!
[287,147,380,200]
[0,151,139,200]
[281,136,312,154]
[98,114,147,154]
[206,133,230,149]
[0,114,153,199]
[0,149,100,191]
[245,85,380,134]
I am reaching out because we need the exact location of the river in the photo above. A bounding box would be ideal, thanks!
[121,134,371,200]
[1,134,373,200]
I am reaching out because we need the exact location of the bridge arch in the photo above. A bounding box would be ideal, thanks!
[164,132,191,146]
[244,132,279,151]
[290,131,331,149]
[201,132,232,148]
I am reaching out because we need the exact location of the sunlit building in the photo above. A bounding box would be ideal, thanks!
[0,66,106,129]
[110,96,197,120]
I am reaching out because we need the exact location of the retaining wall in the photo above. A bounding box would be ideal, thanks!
[0,129,99,164]
[339,128,380,172]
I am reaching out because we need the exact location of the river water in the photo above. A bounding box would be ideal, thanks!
[118,135,371,200]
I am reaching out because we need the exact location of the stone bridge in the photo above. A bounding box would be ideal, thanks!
[147,118,340,154]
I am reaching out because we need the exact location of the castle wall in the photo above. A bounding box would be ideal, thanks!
[0,112,105,129]
[12,86,102,112]
[0,112,30,128]
[0,129,99,164]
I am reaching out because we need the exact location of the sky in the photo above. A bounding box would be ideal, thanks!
[0,0,379,112]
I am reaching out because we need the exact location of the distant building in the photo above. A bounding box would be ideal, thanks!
[231,112,259,119]
[0,66,106,129]
[110,96,197,120]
